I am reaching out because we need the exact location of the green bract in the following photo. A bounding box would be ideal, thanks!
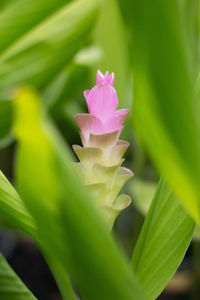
[73,131,133,228]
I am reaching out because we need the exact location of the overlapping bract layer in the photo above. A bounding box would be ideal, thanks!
[73,71,133,228]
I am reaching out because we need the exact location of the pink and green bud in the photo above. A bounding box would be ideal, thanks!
[73,70,133,229]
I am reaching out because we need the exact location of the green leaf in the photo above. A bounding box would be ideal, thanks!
[43,63,89,111]
[0,170,36,237]
[0,100,13,147]
[179,0,199,73]
[0,0,100,90]
[0,253,37,300]
[0,0,100,146]
[131,178,195,299]
[0,0,10,10]
[0,170,76,300]
[192,225,200,240]
[39,247,76,300]
[119,0,200,222]
[93,0,131,106]
[14,87,148,300]
[0,0,70,54]
[130,178,156,215]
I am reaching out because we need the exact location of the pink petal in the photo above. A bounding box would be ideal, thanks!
[74,113,103,133]
[96,70,105,85]
[104,71,110,84]
[86,84,118,122]
[96,70,115,86]
[115,109,130,122]
[74,113,103,146]
[109,73,115,86]
[84,90,90,107]
[105,109,130,132]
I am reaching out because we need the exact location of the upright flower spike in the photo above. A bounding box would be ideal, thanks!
[73,70,133,229]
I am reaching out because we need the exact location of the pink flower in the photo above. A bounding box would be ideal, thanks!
[74,70,129,146]
[73,70,133,229]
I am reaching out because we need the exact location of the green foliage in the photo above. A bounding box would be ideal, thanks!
[0,0,98,89]
[0,100,13,147]
[131,178,195,299]
[0,0,199,299]
[0,0,72,54]
[119,0,200,223]
[0,0,100,146]
[0,164,76,300]
[130,179,156,215]
[0,170,36,236]
[0,169,76,300]
[0,253,37,300]
[93,0,131,106]
[14,88,147,300]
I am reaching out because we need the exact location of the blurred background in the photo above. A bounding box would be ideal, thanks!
[0,0,200,299]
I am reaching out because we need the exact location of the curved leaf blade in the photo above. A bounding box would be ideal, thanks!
[131,178,195,299]
[0,253,37,300]
[0,0,70,54]
[119,0,200,222]
[0,170,36,236]
[14,87,148,300]
[0,100,13,147]
[0,0,100,146]
[93,0,131,106]
[0,0,100,90]
[0,170,76,300]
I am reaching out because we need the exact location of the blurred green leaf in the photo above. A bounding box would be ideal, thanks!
[0,100,13,147]
[93,0,132,107]
[0,170,36,236]
[43,64,89,110]
[0,0,70,54]
[43,63,91,145]
[0,170,76,300]
[42,67,70,109]
[14,87,147,300]
[0,0,10,10]
[119,0,200,222]
[0,253,37,300]
[0,0,100,90]
[192,225,200,240]
[179,0,199,73]
[131,178,195,299]
[0,0,100,146]
[46,258,76,300]
[130,179,156,215]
